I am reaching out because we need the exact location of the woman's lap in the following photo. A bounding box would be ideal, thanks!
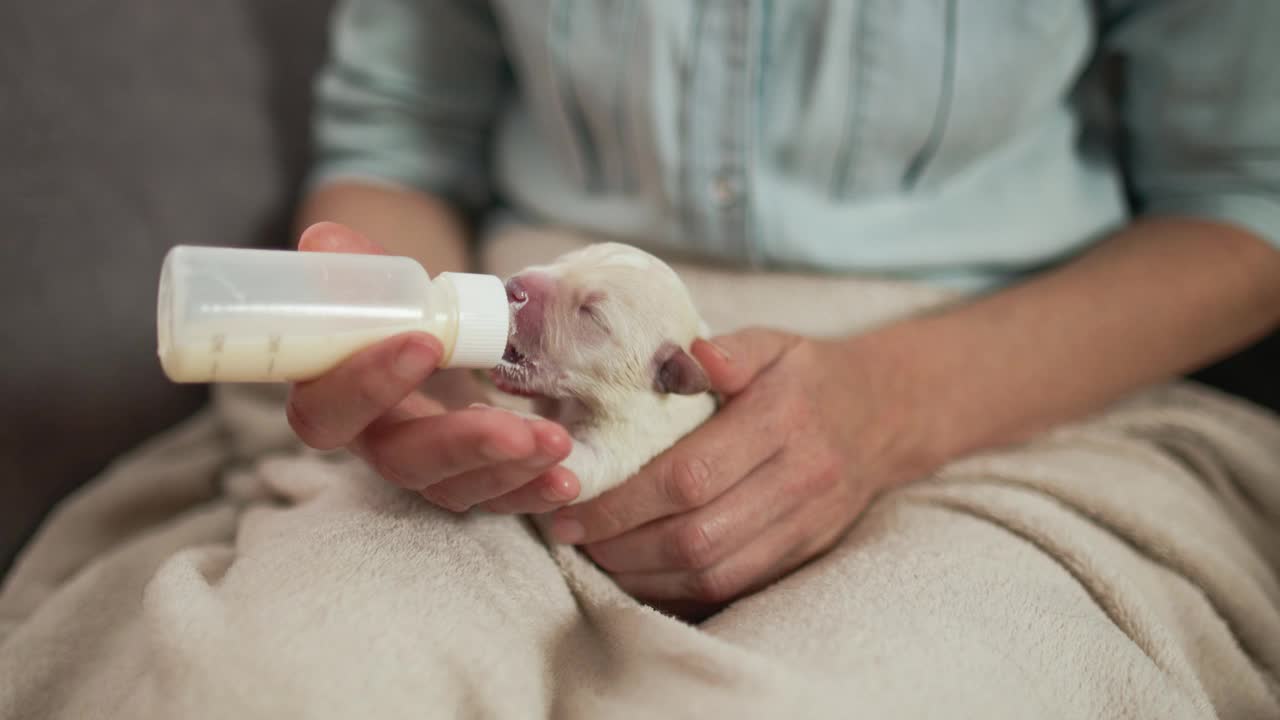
[701,383,1280,717]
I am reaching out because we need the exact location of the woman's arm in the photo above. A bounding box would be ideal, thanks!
[886,217,1280,463]
[285,1,581,515]
[549,3,1280,617]
[550,219,1280,615]
[295,181,472,274]
[299,0,511,270]
[906,0,1280,456]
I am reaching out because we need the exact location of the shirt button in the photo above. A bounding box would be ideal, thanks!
[711,170,742,209]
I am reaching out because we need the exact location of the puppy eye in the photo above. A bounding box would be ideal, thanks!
[578,300,610,332]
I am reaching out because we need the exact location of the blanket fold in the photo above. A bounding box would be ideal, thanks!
[2,227,1277,719]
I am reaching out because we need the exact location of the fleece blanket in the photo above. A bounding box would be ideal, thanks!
[2,228,1279,719]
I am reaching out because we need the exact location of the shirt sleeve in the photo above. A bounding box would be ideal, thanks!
[1101,1,1280,250]
[307,0,510,212]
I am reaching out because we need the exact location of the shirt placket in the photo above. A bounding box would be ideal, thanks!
[684,1,757,265]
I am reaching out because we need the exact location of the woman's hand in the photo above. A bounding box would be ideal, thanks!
[547,219,1280,620]
[285,222,581,513]
[547,328,941,615]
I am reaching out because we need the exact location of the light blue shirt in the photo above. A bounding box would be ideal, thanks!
[309,1,1280,289]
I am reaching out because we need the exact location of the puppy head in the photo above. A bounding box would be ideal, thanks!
[491,242,709,406]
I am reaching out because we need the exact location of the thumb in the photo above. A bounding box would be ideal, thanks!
[691,328,799,396]
[298,221,387,255]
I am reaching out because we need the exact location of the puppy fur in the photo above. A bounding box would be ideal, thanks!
[490,242,717,504]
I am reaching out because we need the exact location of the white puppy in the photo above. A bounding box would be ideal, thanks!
[490,242,717,504]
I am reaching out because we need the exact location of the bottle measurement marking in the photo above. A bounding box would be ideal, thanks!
[210,333,226,380]
[267,333,282,377]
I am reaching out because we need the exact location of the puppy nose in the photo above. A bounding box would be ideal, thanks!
[506,273,554,308]
[506,278,529,307]
[504,273,552,340]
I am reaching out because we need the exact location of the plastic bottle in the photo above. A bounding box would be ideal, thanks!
[157,245,509,383]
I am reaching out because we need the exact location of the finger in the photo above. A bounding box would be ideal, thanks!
[347,391,443,462]
[362,407,540,491]
[287,332,444,450]
[477,465,581,515]
[377,391,444,425]
[421,421,573,510]
[297,221,386,255]
[584,451,802,574]
[610,505,816,605]
[691,328,798,396]
[549,394,781,545]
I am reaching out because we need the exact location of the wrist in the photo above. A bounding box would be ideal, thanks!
[832,325,958,486]
[297,181,473,274]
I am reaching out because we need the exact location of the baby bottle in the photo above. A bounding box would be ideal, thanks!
[157,245,509,383]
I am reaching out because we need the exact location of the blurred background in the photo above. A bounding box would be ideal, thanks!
[0,1,333,572]
[0,1,1274,575]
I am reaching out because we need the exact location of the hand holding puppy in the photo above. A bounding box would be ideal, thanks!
[552,329,940,616]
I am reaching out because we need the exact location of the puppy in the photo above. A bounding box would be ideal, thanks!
[490,242,717,504]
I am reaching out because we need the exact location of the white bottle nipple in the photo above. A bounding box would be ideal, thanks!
[437,272,510,368]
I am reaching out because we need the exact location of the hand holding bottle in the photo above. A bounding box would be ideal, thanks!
[283,223,581,513]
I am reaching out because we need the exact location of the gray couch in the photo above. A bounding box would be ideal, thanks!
[1,1,332,571]
[2,2,1274,574]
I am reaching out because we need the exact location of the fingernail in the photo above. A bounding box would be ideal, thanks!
[704,340,732,363]
[394,338,437,381]
[539,483,565,504]
[469,402,493,410]
[539,475,571,504]
[311,234,343,251]
[551,517,584,544]
[480,442,509,462]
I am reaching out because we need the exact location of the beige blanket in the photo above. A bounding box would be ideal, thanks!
[2,229,1279,719]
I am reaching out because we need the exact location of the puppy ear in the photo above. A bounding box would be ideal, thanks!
[654,344,710,395]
